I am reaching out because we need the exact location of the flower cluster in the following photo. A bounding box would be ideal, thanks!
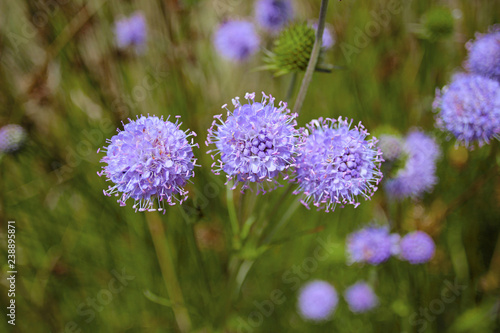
[255,0,293,32]
[206,92,299,193]
[99,115,198,212]
[293,117,383,212]
[465,26,500,82]
[297,280,338,321]
[213,20,260,62]
[433,73,500,148]
[385,130,440,200]
[344,282,379,313]
[347,226,435,266]
[346,226,396,265]
[114,12,147,52]
[0,124,27,154]
[399,231,436,264]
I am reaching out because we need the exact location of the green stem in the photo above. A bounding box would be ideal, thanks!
[146,213,192,333]
[226,183,241,248]
[292,0,330,115]
[285,72,298,103]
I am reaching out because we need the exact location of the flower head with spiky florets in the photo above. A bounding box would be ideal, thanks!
[213,20,260,62]
[98,115,198,212]
[344,282,379,313]
[346,226,393,265]
[465,25,500,82]
[293,117,383,212]
[255,0,293,32]
[385,130,440,200]
[115,12,147,52]
[0,124,27,154]
[206,92,300,194]
[433,73,500,148]
[400,231,435,264]
[298,280,338,322]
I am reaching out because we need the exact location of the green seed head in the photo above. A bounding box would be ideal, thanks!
[264,23,317,76]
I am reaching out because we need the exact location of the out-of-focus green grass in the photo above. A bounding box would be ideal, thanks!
[0,0,499,332]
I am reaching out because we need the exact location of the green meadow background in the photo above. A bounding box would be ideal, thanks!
[1,0,499,332]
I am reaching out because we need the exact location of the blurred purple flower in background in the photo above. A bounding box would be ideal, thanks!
[99,115,198,212]
[344,281,379,313]
[312,22,336,49]
[466,26,500,82]
[399,231,435,264]
[385,130,440,200]
[213,20,260,61]
[293,117,383,212]
[255,0,293,32]
[206,92,299,193]
[0,124,27,154]
[433,73,500,148]
[346,226,393,265]
[298,280,338,321]
[115,12,147,52]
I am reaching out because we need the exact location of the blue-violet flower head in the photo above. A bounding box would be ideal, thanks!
[344,282,379,313]
[433,73,500,148]
[465,25,500,82]
[99,115,198,212]
[293,117,383,212]
[206,92,299,194]
[213,20,260,62]
[298,280,338,321]
[346,226,393,265]
[0,124,27,154]
[115,12,147,51]
[385,130,440,200]
[255,0,293,32]
[400,231,435,264]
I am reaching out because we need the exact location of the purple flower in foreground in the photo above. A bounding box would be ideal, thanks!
[400,231,435,264]
[293,117,383,212]
[213,20,260,62]
[385,131,440,200]
[206,92,299,193]
[255,0,293,32]
[115,12,147,51]
[0,124,27,154]
[298,280,338,321]
[347,226,393,265]
[344,282,379,313]
[433,73,500,148]
[466,26,500,81]
[99,115,198,212]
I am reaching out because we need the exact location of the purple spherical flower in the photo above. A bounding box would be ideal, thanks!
[99,115,198,212]
[293,117,383,212]
[312,22,336,49]
[346,226,393,265]
[466,26,500,81]
[255,0,293,32]
[385,130,440,200]
[206,92,299,193]
[433,73,500,148]
[115,12,147,51]
[400,231,435,264]
[0,124,27,154]
[213,20,260,62]
[344,282,379,313]
[298,280,338,321]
